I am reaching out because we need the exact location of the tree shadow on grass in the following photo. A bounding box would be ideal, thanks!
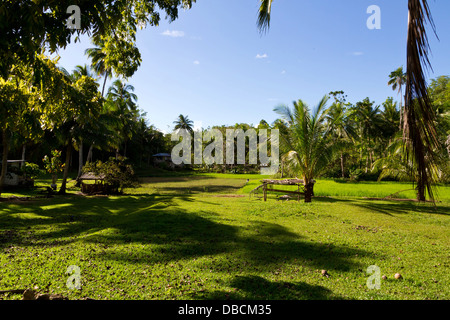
[353,199,449,217]
[195,275,339,300]
[0,193,376,296]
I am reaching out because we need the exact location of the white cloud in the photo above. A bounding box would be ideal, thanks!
[161,30,185,38]
[256,53,268,59]
[281,70,286,74]
[352,51,364,56]
[193,60,200,65]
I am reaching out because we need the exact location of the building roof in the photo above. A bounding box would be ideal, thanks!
[79,172,105,180]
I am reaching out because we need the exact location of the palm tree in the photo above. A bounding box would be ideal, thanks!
[325,102,356,178]
[107,79,139,157]
[388,67,407,130]
[381,97,400,141]
[275,95,338,202]
[107,79,138,106]
[173,114,194,134]
[352,98,384,172]
[85,39,112,97]
[257,0,439,202]
[69,65,93,180]
[403,0,439,201]
[72,64,94,81]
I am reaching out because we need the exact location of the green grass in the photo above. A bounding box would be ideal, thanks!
[0,174,449,300]
[241,178,450,202]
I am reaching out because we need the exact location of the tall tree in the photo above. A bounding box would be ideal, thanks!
[403,0,439,201]
[85,39,112,97]
[107,80,139,158]
[0,78,30,195]
[388,67,407,130]
[0,54,67,196]
[325,101,355,178]
[173,114,194,134]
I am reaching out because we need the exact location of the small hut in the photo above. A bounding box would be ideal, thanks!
[79,172,107,194]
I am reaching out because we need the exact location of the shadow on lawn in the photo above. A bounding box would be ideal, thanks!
[195,275,337,300]
[0,193,374,299]
[353,199,449,216]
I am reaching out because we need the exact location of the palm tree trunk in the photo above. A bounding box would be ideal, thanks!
[304,181,314,203]
[340,152,345,178]
[0,129,10,197]
[21,144,26,161]
[86,144,94,163]
[101,72,109,97]
[399,87,404,131]
[58,144,72,194]
[77,140,83,178]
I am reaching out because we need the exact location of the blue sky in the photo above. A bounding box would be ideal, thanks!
[55,0,450,133]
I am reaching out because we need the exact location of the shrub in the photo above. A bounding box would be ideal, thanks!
[82,157,139,194]
[22,162,45,179]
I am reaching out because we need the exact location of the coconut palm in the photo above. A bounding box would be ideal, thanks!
[72,65,95,81]
[275,95,339,202]
[107,79,139,157]
[173,114,194,134]
[257,0,440,202]
[388,67,407,130]
[85,39,112,97]
[107,79,138,107]
[325,102,356,178]
[403,0,440,201]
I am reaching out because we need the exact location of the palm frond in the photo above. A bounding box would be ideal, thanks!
[404,0,439,201]
[257,0,273,34]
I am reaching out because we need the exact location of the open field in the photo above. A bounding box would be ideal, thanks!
[0,174,449,300]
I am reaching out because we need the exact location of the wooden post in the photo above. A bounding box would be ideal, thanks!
[263,183,267,202]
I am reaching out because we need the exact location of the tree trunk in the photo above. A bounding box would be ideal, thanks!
[0,129,10,197]
[304,181,314,203]
[340,152,345,178]
[77,140,83,178]
[86,144,94,163]
[21,144,26,161]
[416,182,426,202]
[399,87,403,131]
[75,140,83,187]
[101,73,108,97]
[58,144,72,194]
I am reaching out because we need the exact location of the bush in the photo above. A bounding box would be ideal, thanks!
[82,157,139,194]
[22,162,45,179]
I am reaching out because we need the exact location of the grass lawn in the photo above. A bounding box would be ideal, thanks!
[0,173,449,300]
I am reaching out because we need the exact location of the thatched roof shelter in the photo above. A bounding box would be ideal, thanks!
[79,172,105,181]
